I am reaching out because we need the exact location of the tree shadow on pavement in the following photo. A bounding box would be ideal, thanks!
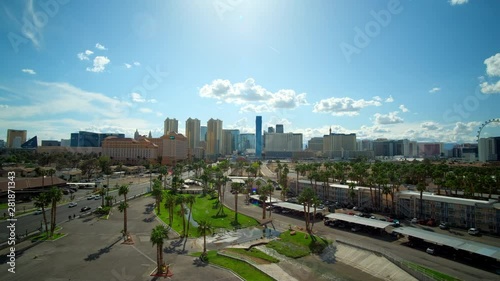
[165,238,186,254]
[84,236,122,262]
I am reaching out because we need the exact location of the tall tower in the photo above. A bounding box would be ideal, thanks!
[256,116,262,158]
[276,124,284,133]
[6,129,27,148]
[207,119,223,157]
[185,118,201,151]
[164,118,179,135]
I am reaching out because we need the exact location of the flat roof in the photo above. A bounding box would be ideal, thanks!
[273,202,315,214]
[249,195,282,204]
[325,213,393,229]
[397,191,493,206]
[230,179,246,184]
[393,227,500,260]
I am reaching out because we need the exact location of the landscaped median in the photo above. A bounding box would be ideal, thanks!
[157,193,260,237]
[266,230,331,259]
[191,250,275,281]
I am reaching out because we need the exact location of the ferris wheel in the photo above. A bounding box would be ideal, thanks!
[476,118,500,142]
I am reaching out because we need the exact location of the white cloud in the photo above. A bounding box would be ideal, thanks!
[449,0,468,5]
[133,62,141,66]
[77,50,94,60]
[0,81,132,120]
[385,95,394,103]
[21,0,43,48]
[313,97,382,116]
[200,78,308,112]
[124,63,131,69]
[421,122,440,130]
[130,92,157,103]
[95,43,108,50]
[484,53,500,77]
[480,81,500,94]
[239,103,272,113]
[429,87,440,93]
[21,69,36,75]
[86,56,110,73]
[139,107,152,113]
[399,104,409,112]
[373,111,404,125]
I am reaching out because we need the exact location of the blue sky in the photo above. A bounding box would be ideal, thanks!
[1,0,500,144]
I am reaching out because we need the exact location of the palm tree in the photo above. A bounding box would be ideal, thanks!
[33,192,50,236]
[47,168,56,185]
[184,195,196,237]
[294,162,304,196]
[99,188,106,207]
[259,192,268,220]
[105,195,113,207]
[118,184,130,237]
[151,224,169,275]
[164,193,176,226]
[231,182,243,224]
[48,187,62,237]
[176,195,187,237]
[416,181,426,218]
[265,181,275,218]
[158,165,168,189]
[298,187,319,236]
[152,179,163,215]
[197,220,213,259]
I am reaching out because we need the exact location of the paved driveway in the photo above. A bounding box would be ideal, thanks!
[0,196,240,281]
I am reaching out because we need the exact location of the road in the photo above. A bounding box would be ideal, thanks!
[0,179,151,244]
[223,185,500,281]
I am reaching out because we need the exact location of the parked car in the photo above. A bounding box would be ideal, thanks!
[411,218,418,223]
[94,195,101,200]
[426,247,436,255]
[439,222,450,230]
[351,226,361,232]
[81,206,91,212]
[68,202,78,208]
[468,228,480,236]
[86,195,95,200]
[34,209,43,215]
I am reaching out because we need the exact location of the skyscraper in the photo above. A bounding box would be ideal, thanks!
[256,116,262,158]
[6,129,27,148]
[276,124,284,133]
[200,126,207,142]
[185,118,201,152]
[164,118,179,135]
[207,119,223,157]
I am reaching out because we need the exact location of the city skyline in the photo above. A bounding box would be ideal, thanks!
[1,0,500,144]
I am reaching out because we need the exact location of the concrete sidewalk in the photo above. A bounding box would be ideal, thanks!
[222,239,299,281]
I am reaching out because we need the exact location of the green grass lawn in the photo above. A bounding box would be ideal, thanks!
[191,251,275,281]
[156,193,259,238]
[403,262,461,281]
[225,248,279,263]
[32,227,65,242]
[191,194,259,230]
[266,230,330,259]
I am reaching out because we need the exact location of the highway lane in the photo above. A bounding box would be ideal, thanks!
[0,181,151,244]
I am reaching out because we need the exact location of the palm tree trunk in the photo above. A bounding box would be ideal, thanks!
[41,207,49,236]
[186,204,193,237]
[124,197,128,235]
[157,244,161,274]
[234,194,238,223]
[203,233,207,254]
[262,200,266,219]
